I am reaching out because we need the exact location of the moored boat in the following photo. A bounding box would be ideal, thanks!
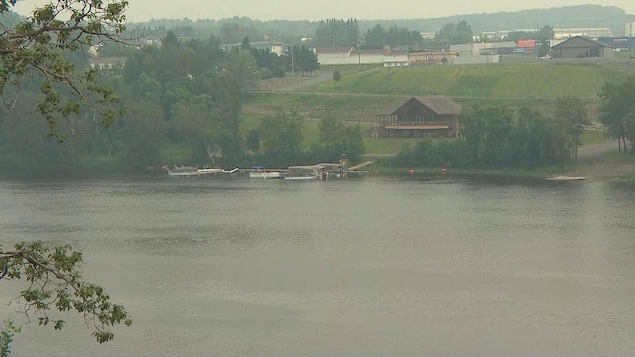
[249,166,282,179]
[283,165,324,180]
[197,167,224,175]
[167,165,202,177]
[317,163,346,178]
[168,165,240,177]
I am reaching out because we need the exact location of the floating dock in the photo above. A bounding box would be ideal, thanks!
[545,176,587,181]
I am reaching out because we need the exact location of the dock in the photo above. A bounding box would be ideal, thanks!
[545,176,587,181]
[348,161,373,171]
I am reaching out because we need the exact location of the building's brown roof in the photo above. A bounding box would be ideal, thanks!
[385,50,409,56]
[415,96,461,115]
[383,125,449,130]
[551,36,615,49]
[379,96,462,116]
[316,47,388,55]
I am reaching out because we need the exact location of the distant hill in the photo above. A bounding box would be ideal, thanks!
[366,5,635,34]
[7,4,634,43]
[122,5,635,43]
[0,10,24,28]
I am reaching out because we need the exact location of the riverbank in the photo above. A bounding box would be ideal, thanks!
[365,140,635,184]
[561,151,635,182]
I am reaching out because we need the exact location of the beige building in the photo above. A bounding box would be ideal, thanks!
[408,51,457,65]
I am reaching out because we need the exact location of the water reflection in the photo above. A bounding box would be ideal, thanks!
[2,177,635,356]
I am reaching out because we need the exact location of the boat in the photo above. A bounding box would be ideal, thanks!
[222,168,240,175]
[167,165,202,177]
[315,162,368,178]
[168,165,240,177]
[249,166,282,179]
[317,163,346,178]
[545,175,587,181]
[197,167,224,175]
[198,167,240,175]
[283,165,324,180]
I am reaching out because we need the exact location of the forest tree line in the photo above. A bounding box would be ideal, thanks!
[389,96,589,170]
[2,17,635,176]
[117,4,630,47]
[0,30,361,175]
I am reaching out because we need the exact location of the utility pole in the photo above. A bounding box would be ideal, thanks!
[291,46,295,77]
[595,61,599,100]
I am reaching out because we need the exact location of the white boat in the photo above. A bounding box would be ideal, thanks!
[545,175,587,181]
[167,165,202,177]
[249,166,282,179]
[222,168,240,175]
[168,166,240,177]
[198,167,240,175]
[197,167,224,175]
[317,163,346,178]
[283,165,324,180]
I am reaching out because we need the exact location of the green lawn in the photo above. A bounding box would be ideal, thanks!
[363,138,420,156]
[582,128,608,145]
[242,61,631,158]
[242,114,323,149]
[311,62,625,99]
[245,92,396,114]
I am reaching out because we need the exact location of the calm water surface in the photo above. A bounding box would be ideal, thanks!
[1,175,635,357]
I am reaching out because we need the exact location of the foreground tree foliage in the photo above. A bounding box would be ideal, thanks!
[1,320,20,357]
[1,1,132,353]
[0,0,129,139]
[0,242,132,346]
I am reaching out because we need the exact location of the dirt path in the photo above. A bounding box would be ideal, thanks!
[255,70,332,91]
[564,140,635,181]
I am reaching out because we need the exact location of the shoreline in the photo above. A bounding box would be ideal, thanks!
[364,140,635,184]
[366,157,635,184]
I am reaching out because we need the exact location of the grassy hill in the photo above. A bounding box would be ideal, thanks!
[311,61,628,99]
[243,60,633,157]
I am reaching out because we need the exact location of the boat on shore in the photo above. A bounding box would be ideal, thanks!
[249,166,283,179]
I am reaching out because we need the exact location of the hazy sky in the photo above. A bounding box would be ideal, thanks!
[12,1,635,22]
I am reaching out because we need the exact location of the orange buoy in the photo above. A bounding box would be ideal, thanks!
[409,169,414,175]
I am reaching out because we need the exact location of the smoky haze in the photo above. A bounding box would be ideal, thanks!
[11,0,635,22]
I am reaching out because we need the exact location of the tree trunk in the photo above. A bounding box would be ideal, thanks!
[617,137,622,152]
[574,145,578,162]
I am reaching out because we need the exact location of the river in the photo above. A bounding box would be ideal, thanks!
[2,175,635,357]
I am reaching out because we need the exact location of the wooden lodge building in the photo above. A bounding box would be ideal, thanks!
[375,96,461,138]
